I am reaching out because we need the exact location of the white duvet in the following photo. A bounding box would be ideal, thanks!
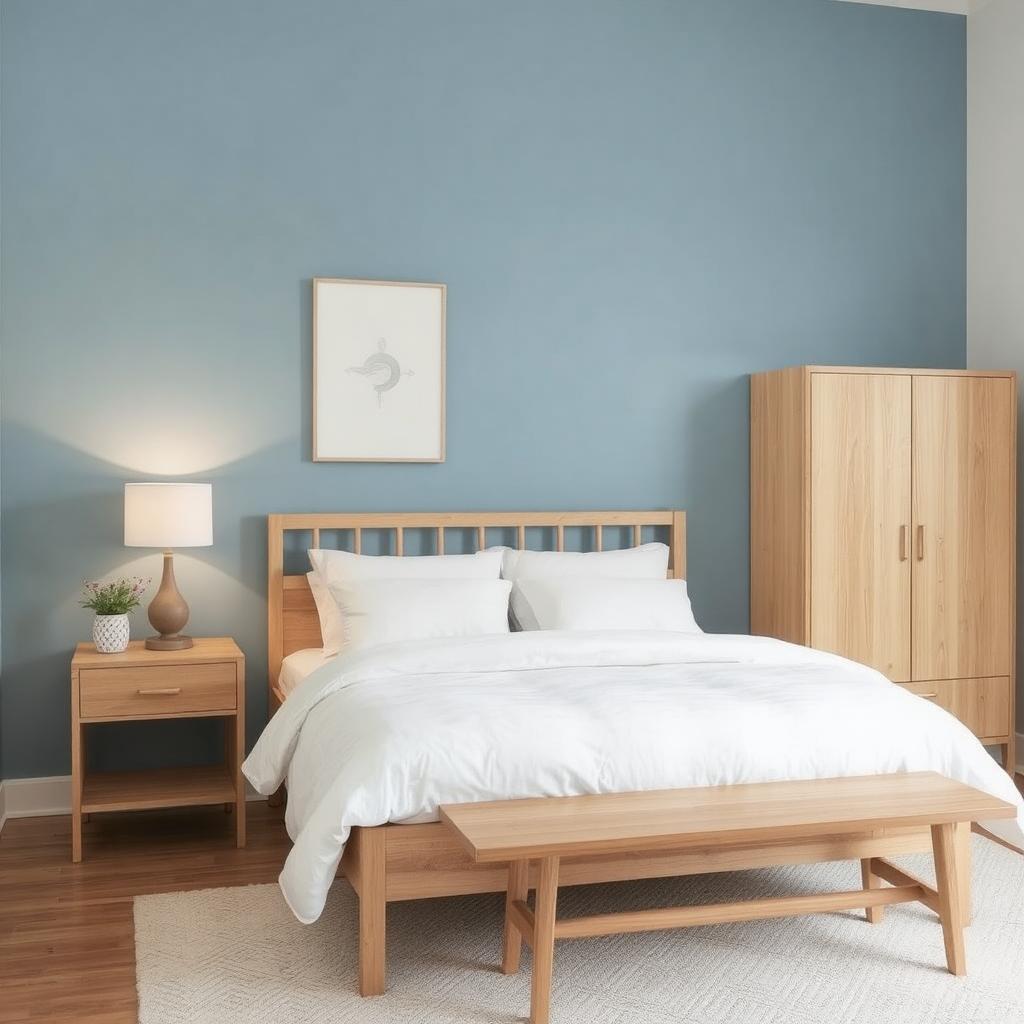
[243,631,1024,924]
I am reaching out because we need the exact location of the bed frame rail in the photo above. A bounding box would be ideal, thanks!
[340,819,936,996]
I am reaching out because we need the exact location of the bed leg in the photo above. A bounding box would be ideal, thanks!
[358,827,387,997]
[860,858,884,924]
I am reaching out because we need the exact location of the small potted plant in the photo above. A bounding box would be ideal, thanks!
[80,577,150,653]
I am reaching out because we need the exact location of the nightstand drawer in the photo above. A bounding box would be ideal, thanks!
[898,677,1011,741]
[79,662,237,719]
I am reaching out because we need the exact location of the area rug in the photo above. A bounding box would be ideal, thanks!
[134,836,1024,1024]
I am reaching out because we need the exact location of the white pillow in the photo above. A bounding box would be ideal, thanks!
[307,571,345,655]
[513,578,701,633]
[308,548,503,655]
[326,578,512,653]
[492,543,671,631]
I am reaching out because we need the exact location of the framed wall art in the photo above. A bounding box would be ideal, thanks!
[313,277,446,462]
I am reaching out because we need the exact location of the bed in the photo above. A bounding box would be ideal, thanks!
[245,509,1024,997]
[277,647,332,698]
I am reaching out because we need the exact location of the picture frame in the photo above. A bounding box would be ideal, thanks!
[313,277,446,462]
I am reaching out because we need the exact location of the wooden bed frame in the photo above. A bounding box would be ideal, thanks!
[267,509,937,997]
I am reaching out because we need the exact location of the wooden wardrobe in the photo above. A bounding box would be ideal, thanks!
[750,366,1017,771]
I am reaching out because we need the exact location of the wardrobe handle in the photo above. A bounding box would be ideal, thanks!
[899,525,908,562]
[916,525,925,561]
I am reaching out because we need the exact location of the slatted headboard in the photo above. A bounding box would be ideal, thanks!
[267,510,686,713]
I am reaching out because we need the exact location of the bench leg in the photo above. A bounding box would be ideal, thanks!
[860,858,884,924]
[531,856,560,1024]
[931,823,967,977]
[503,859,530,974]
[955,822,972,926]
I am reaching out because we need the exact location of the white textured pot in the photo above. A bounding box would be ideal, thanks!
[93,613,130,654]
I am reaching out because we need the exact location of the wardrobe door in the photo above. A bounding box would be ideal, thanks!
[810,373,912,680]
[911,375,1014,681]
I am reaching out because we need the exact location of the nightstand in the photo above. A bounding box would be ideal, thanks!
[70,637,245,861]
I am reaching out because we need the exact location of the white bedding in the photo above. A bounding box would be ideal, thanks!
[243,631,1024,924]
[278,648,333,697]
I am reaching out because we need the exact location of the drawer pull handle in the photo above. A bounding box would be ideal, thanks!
[919,692,938,700]
[137,687,182,696]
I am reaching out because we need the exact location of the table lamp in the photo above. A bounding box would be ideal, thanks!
[124,482,213,650]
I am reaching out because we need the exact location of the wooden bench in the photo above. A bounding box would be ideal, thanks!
[440,773,1016,1024]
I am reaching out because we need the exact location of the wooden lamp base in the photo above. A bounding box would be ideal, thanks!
[145,550,194,651]
[145,634,194,651]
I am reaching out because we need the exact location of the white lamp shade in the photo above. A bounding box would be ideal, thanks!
[124,483,213,548]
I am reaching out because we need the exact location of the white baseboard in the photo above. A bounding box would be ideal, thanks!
[0,775,72,829]
[0,774,265,835]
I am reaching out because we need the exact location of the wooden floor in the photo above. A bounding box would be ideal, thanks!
[0,801,289,1024]
[1,777,1022,1024]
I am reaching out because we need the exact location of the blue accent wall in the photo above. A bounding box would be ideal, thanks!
[0,0,966,778]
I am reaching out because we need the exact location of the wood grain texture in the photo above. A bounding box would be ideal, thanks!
[267,523,285,717]
[0,803,288,1024]
[749,366,1016,763]
[72,638,244,668]
[81,766,236,813]
[860,857,884,924]
[356,812,939,996]
[874,826,973,924]
[530,856,560,1024]
[267,509,686,714]
[501,859,529,975]
[931,822,968,975]
[867,857,940,915]
[79,663,236,719]
[507,899,535,949]
[897,677,1012,742]
[481,776,1001,1020]
[231,660,246,848]
[911,375,1014,682]
[357,827,387,997]
[71,667,84,863]
[70,639,245,862]
[551,883,927,940]
[377,819,936,900]
[955,816,972,924]
[750,366,808,644]
[339,824,363,896]
[439,773,1015,864]
[281,579,323,659]
[810,372,912,680]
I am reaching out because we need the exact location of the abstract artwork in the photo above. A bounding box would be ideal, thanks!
[313,278,446,462]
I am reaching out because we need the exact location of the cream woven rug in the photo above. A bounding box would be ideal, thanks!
[135,836,1024,1024]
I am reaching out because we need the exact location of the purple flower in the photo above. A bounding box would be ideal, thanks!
[80,575,152,615]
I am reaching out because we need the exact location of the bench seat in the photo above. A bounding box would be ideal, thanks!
[441,772,1017,1024]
